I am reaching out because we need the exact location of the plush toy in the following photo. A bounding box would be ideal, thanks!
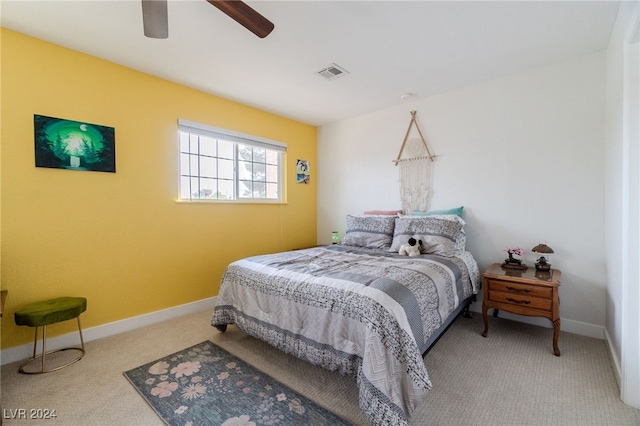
[399,237,422,256]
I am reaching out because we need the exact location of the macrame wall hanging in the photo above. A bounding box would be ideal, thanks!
[393,110,436,214]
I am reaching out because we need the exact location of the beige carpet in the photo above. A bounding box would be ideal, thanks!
[1,308,638,425]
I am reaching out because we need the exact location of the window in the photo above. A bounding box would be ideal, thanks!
[178,119,286,202]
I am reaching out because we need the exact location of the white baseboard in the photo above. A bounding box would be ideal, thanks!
[468,303,605,339]
[604,327,622,388]
[0,297,217,366]
[562,317,606,339]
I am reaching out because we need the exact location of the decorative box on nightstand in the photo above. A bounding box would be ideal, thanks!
[481,263,562,356]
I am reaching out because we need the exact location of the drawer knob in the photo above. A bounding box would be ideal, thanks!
[506,286,531,293]
[506,298,531,304]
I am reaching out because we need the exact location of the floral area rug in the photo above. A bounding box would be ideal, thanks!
[124,341,352,426]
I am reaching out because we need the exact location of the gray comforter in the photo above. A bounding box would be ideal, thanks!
[212,245,479,425]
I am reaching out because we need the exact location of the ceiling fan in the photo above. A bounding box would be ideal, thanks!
[141,0,275,39]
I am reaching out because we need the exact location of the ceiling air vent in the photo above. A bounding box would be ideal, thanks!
[317,63,349,80]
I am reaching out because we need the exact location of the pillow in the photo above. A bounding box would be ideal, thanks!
[412,206,464,217]
[400,214,466,252]
[364,209,403,216]
[424,215,466,253]
[341,215,396,249]
[389,216,464,257]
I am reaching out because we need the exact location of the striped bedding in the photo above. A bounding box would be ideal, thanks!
[212,245,480,425]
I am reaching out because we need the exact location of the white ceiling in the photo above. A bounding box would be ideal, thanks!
[1,0,621,126]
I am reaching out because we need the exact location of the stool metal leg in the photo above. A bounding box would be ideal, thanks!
[18,316,86,374]
[31,327,39,359]
[42,325,47,372]
[77,316,85,351]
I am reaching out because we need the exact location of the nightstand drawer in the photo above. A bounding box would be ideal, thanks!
[490,291,552,311]
[488,280,552,299]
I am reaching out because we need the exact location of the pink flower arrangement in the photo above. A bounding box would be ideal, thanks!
[504,247,525,256]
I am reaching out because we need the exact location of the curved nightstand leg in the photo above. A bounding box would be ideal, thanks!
[482,301,489,337]
[552,319,561,356]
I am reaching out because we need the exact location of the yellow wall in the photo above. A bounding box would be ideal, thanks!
[0,29,317,349]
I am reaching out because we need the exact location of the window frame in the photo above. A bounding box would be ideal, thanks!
[177,119,287,203]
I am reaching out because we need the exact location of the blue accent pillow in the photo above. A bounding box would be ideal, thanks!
[412,206,464,217]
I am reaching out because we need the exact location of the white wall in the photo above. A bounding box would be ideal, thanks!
[318,52,607,336]
[605,0,640,409]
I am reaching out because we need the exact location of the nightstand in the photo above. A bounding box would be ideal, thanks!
[481,263,562,356]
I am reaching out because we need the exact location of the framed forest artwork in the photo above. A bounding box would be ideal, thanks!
[34,115,116,173]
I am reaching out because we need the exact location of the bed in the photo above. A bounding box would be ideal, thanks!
[212,214,480,426]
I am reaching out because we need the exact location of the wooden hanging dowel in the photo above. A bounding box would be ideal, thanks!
[393,110,436,165]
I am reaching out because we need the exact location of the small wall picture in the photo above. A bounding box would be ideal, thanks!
[34,114,116,172]
[296,159,310,184]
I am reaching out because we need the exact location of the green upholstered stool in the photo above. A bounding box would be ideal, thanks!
[14,297,87,374]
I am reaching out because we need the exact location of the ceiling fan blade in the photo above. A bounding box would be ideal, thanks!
[142,0,168,39]
[206,0,274,38]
